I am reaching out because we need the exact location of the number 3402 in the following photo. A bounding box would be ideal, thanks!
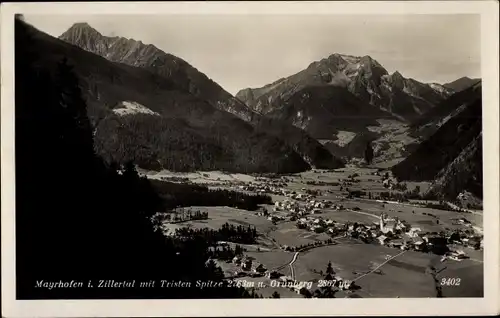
[440,278,461,286]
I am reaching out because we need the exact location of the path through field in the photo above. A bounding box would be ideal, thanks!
[289,252,299,280]
[352,250,407,283]
[345,208,380,219]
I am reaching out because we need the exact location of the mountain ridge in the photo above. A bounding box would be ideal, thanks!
[60,22,260,122]
[235,52,454,120]
[444,76,481,92]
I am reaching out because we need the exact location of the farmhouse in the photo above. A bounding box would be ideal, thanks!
[378,235,389,245]
[388,239,404,249]
[241,258,252,271]
[413,240,426,251]
[406,227,422,238]
[253,263,267,274]
[266,271,281,279]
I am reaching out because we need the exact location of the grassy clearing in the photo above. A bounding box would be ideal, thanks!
[142,169,257,184]
[320,209,379,224]
[268,222,331,247]
[356,260,437,297]
[293,243,401,282]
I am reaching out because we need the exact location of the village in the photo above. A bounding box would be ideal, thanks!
[223,169,483,297]
[152,167,484,298]
[241,173,484,260]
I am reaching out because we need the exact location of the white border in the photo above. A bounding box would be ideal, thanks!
[1,1,499,317]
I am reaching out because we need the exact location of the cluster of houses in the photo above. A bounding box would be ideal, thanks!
[231,256,268,277]
[238,182,291,196]
[291,210,483,259]
[273,198,339,216]
[296,216,341,234]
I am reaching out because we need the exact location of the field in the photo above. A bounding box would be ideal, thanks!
[148,165,483,298]
[267,222,331,247]
[293,241,403,282]
[162,206,275,236]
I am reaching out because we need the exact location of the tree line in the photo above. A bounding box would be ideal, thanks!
[175,223,258,245]
[175,223,258,246]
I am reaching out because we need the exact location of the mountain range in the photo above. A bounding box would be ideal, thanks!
[234,53,467,162]
[236,53,455,121]
[22,20,482,202]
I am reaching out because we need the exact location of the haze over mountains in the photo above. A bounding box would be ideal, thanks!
[26,20,482,202]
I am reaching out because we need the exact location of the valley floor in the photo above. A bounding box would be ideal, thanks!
[145,166,483,298]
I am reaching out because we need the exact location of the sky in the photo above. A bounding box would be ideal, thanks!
[26,14,481,95]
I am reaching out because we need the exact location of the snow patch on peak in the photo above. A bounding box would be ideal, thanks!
[112,101,160,117]
[338,54,361,64]
[429,83,448,94]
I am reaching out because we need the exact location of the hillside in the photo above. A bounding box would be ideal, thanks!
[410,81,482,140]
[264,85,393,139]
[258,84,419,162]
[391,84,482,200]
[26,22,312,173]
[444,76,481,92]
[429,133,482,201]
[59,22,343,170]
[236,53,454,121]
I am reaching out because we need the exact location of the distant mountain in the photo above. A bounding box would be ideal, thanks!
[392,82,482,200]
[236,53,454,121]
[25,21,315,173]
[59,22,343,170]
[444,76,481,93]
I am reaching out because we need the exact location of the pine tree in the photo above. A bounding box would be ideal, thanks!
[326,261,335,277]
[364,141,374,165]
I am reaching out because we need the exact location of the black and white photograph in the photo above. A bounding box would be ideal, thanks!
[1,1,499,317]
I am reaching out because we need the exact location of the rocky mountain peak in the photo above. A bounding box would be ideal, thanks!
[389,71,405,87]
[62,22,103,38]
[360,55,375,64]
[59,22,260,122]
[326,53,347,63]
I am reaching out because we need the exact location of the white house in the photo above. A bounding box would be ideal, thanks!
[406,227,421,238]
[378,235,389,245]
